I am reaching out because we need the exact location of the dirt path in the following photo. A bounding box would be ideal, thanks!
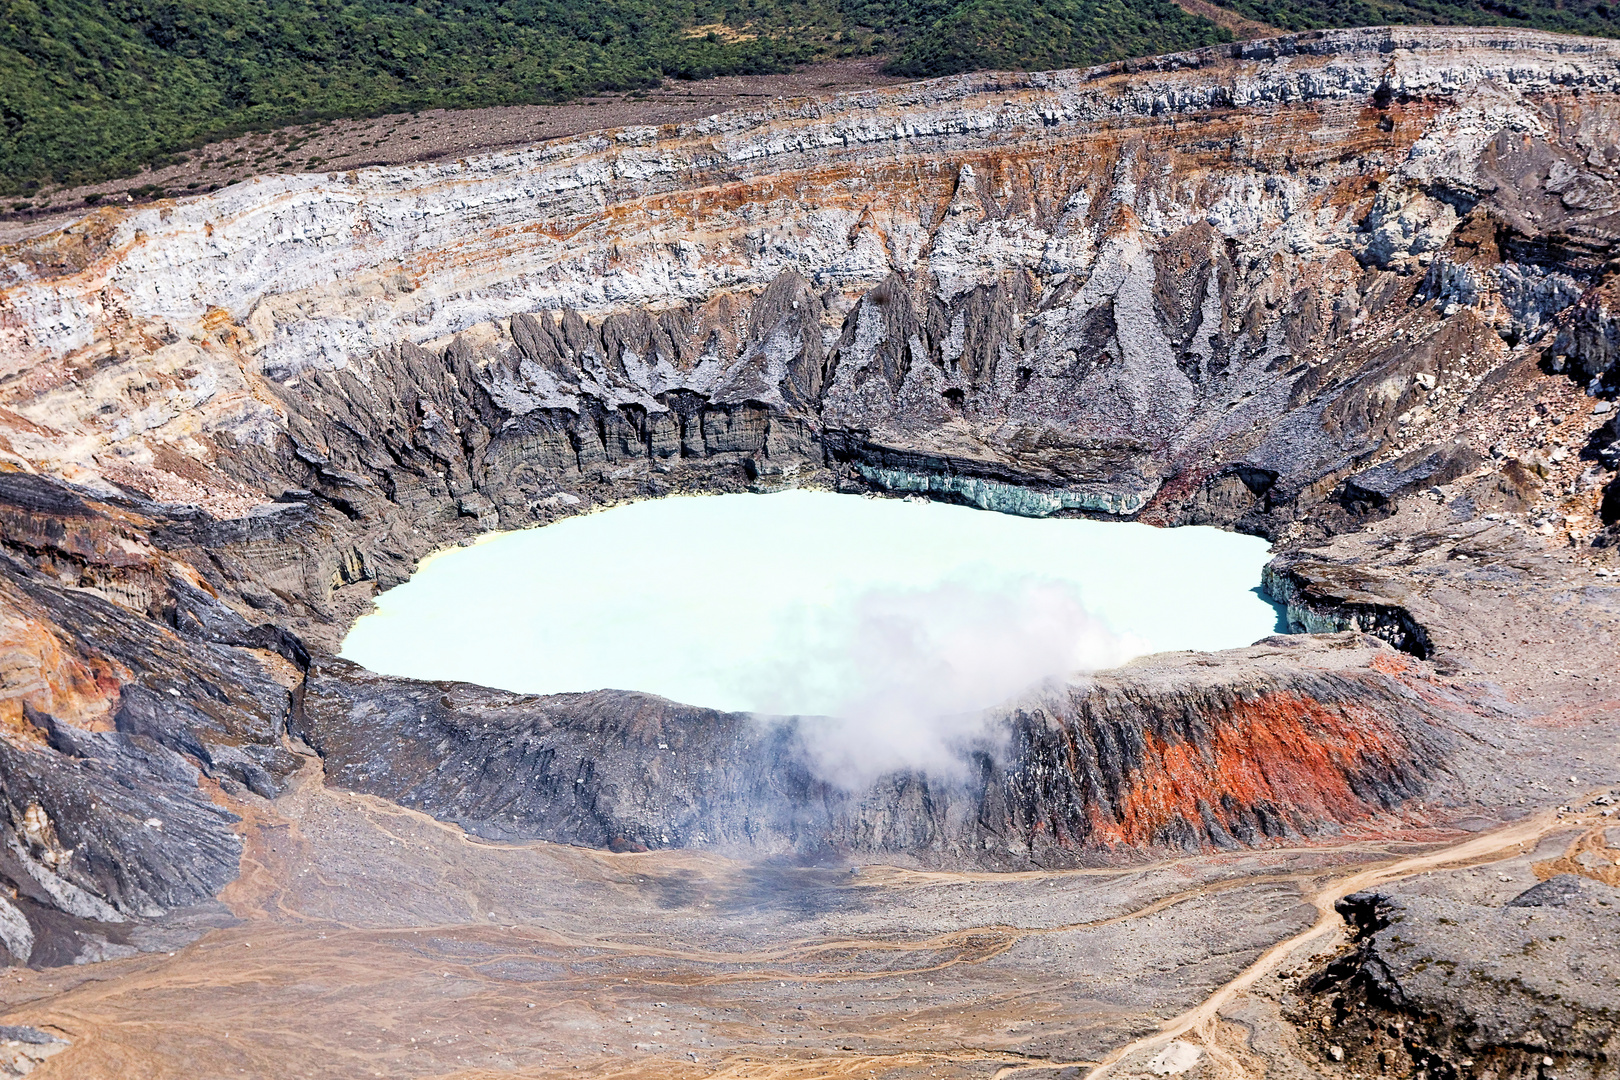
[1042,806,1574,1078]
[1168,0,1283,39]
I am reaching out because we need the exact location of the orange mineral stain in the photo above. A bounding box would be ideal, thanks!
[1091,692,1412,848]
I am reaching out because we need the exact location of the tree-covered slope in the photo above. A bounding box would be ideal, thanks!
[883,0,1228,76]
[0,0,849,194]
[1209,0,1620,37]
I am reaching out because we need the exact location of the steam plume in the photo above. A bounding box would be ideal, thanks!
[745,576,1145,789]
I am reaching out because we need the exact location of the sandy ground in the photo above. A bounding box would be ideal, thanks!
[0,749,1513,1080]
[1,748,1608,1080]
[0,57,910,245]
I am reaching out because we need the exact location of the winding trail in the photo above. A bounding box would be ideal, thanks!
[13,756,1601,1080]
[1007,806,1569,1079]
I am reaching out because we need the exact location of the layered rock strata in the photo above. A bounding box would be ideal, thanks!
[296,636,1452,863]
[1,27,1618,552]
[0,27,1615,971]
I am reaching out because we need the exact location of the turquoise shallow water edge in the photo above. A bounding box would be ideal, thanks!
[340,490,1284,717]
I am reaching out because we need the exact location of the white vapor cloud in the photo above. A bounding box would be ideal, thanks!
[744,576,1147,789]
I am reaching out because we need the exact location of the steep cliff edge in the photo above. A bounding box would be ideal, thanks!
[0,28,1616,974]
[293,635,1451,864]
[1290,871,1620,1078]
[5,29,1620,566]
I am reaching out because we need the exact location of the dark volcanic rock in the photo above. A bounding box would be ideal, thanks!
[1505,873,1612,908]
[1337,443,1483,521]
[1295,875,1620,1076]
[0,714,241,916]
[295,637,1453,865]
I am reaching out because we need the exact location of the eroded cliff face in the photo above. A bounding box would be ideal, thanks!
[1,27,1617,545]
[0,27,1616,975]
[1292,875,1620,1079]
[293,636,1450,863]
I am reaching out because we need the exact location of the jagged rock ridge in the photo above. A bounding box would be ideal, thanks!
[0,27,1615,969]
[296,637,1450,862]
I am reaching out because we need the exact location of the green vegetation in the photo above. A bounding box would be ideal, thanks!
[884,0,1228,76]
[0,0,854,195]
[1209,0,1620,37]
[4,0,1620,197]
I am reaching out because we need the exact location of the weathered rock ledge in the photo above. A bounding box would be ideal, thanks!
[294,635,1453,864]
[0,31,1614,1001]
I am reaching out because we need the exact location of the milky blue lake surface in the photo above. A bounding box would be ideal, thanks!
[341,490,1283,717]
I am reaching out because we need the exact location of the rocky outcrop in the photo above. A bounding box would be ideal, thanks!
[1263,555,1436,659]
[0,28,1617,960]
[0,1026,68,1075]
[1294,872,1620,1077]
[294,635,1454,865]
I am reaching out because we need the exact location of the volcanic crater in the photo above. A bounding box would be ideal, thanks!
[0,25,1616,1080]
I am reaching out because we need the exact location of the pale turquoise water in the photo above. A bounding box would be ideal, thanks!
[340,491,1282,720]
